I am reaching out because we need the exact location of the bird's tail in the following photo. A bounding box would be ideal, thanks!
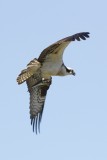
[17,69,33,84]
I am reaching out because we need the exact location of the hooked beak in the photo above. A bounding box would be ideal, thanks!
[71,70,76,76]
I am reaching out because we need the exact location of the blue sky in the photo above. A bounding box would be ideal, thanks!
[0,0,107,160]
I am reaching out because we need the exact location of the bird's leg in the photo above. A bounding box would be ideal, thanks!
[42,77,52,85]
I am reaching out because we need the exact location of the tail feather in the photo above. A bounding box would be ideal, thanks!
[17,69,33,84]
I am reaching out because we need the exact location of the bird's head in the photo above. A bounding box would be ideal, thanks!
[65,67,76,76]
[57,65,76,76]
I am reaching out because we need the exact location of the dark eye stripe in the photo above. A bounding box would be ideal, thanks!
[66,67,71,73]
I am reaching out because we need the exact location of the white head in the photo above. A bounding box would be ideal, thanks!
[65,67,75,76]
[58,64,76,76]
[64,66,76,76]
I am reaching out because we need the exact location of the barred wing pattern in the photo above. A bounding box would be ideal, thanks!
[16,32,90,133]
[17,58,41,84]
[38,32,90,63]
[29,78,52,133]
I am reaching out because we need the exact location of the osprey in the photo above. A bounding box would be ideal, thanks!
[17,32,90,133]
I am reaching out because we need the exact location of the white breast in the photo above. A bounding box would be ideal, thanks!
[41,55,63,77]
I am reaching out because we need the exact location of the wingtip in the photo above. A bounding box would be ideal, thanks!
[84,32,90,37]
[16,78,24,85]
[30,115,41,134]
[61,32,90,42]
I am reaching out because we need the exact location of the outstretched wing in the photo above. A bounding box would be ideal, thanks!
[27,77,52,133]
[17,58,41,84]
[38,32,90,63]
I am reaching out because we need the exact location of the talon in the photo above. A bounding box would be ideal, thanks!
[42,78,51,84]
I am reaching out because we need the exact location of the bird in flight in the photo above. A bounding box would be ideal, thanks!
[17,32,90,133]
